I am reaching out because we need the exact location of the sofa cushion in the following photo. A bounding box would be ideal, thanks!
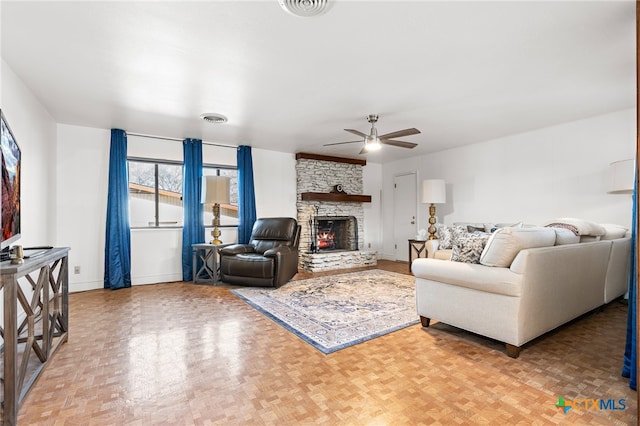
[434,249,452,260]
[479,227,556,268]
[451,233,491,263]
[412,258,523,297]
[600,223,628,240]
[550,227,581,245]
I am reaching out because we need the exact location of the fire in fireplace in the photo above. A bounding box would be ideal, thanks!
[314,216,358,252]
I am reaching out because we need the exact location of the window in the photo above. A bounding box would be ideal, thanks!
[128,158,238,229]
[129,159,184,227]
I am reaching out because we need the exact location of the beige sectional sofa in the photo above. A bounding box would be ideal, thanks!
[411,221,631,358]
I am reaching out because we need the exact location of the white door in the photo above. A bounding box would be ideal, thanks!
[394,173,417,262]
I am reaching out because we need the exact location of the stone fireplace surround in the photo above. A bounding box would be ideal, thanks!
[296,153,377,272]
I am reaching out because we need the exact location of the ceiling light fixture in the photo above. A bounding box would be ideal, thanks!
[200,113,228,124]
[278,0,332,17]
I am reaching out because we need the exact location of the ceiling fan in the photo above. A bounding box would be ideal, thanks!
[324,114,420,154]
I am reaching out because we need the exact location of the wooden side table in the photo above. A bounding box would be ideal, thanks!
[408,239,428,272]
[192,243,232,284]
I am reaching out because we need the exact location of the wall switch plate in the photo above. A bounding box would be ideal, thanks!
[74,266,80,274]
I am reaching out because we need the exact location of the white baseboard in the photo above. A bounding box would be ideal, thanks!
[69,273,183,293]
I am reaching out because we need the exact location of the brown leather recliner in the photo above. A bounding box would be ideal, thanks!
[219,217,301,287]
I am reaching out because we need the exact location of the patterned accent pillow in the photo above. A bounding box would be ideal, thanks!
[435,224,453,249]
[451,233,491,264]
[450,225,469,246]
[436,225,469,250]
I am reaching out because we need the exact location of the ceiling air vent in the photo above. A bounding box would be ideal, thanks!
[200,113,228,124]
[278,0,332,17]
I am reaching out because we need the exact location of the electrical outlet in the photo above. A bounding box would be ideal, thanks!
[74,266,81,274]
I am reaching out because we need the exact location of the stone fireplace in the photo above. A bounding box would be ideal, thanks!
[296,153,377,272]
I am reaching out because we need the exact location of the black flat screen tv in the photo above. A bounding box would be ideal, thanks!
[0,110,21,251]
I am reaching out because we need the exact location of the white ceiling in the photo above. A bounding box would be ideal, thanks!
[1,1,636,163]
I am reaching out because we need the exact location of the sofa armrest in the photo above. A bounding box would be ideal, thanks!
[220,244,255,256]
[425,239,440,258]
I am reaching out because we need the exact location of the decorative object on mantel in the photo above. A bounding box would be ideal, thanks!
[422,179,446,240]
[231,269,419,354]
[202,175,230,244]
[607,159,635,194]
[331,184,345,193]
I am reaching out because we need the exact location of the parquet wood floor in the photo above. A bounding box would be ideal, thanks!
[16,260,637,425]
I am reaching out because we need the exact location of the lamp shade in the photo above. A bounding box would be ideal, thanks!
[202,175,230,204]
[607,159,635,194]
[422,179,446,204]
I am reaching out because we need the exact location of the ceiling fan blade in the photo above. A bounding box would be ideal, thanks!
[380,139,418,149]
[379,128,421,139]
[345,129,368,138]
[323,140,363,147]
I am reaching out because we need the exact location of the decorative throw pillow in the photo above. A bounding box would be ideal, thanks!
[451,233,490,264]
[600,223,628,240]
[450,225,469,246]
[479,227,556,268]
[467,225,485,233]
[490,222,524,233]
[551,227,581,245]
[435,224,453,249]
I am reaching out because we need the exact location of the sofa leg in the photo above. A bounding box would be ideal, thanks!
[505,344,521,358]
[420,316,431,327]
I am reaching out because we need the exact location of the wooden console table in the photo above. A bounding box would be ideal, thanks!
[0,247,70,425]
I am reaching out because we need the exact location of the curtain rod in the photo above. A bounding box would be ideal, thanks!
[126,131,238,149]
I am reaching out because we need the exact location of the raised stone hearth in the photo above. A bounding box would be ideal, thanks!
[296,153,377,272]
[299,251,377,272]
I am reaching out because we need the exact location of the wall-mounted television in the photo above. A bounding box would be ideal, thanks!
[0,110,21,251]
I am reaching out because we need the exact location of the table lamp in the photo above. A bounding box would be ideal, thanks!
[202,175,230,244]
[422,179,446,240]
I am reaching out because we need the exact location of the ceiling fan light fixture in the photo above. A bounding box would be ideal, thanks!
[278,0,332,17]
[365,136,381,151]
[200,113,228,124]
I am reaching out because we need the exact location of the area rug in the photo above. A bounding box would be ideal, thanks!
[231,269,419,354]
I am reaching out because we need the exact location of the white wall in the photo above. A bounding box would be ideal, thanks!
[56,125,110,291]
[381,108,636,259]
[252,148,297,218]
[1,59,57,247]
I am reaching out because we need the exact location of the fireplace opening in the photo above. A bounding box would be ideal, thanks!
[314,216,358,252]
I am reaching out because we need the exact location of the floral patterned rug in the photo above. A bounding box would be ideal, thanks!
[231,269,419,354]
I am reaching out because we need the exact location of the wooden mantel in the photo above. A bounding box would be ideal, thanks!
[300,192,372,203]
[295,152,366,166]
